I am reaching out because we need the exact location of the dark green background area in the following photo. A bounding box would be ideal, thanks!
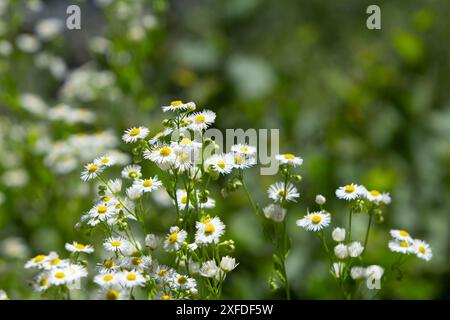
[0,0,449,299]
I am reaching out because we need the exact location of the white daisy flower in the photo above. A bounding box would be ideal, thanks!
[81,162,104,181]
[164,226,187,251]
[332,227,346,242]
[170,274,197,291]
[205,154,234,175]
[220,256,238,272]
[195,217,226,245]
[199,260,220,278]
[119,270,146,288]
[94,155,115,167]
[65,242,94,254]
[176,189,194,210]
[107,178,122,195]
[97,259,119,274]
[263,204,287,222]
[348,241,364,257]
[366,189,384,203]
[121,164,142,180]
[334,244,349,259]
[144,145,176,170]
[41,252,69,270]
[103,236,133,254]
[188,110,216,131]
[33,274,51,292]
[381,192,391,205]
[25,253,49,269]
[86,202,117,226]
[94,273,119,287]
[335,183,364,201]
[162,100,195,112]
[413,239,432,261]
[231,153,256,170]
[154,293,175,300]
[48,268,72,286]
[267,182,300,203]
[296,211,331,232]
[390,229,413,242]
[122,126,149,143]
[178,137,202,150]
[350,266,366,280]
[173,148,193,172]
[330,262,346,278]
[98,287,128,300]
[126,185,143,200]
[153,265,174,282]
[275,153,303,167]
[197,194,216,210]
[388,239,414,254]
[231,144,257,156]
[123,256,152,271]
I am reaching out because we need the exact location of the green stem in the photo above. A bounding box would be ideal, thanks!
[363,212,373,252]
[347,208,353,242]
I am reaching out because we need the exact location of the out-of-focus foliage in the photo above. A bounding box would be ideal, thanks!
[0,0,449,299]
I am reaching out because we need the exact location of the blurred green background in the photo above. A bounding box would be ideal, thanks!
[0,0,449,299]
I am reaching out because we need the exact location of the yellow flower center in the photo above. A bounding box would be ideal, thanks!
[106,289,119,300]
[234,155,245,165]
[88,164,98,173]
[115,203,123,209]
[418,246,426,254]
[131,257,142,265]
[171,100,183,107]
[102,196,111,202]
[204,224,215,235]
[311,215,322,224]
[101,158,110,164]
[195,115,205,123]
[49,258,61,265]
[54,272,65,279]
[400,241,410,248]
[202,217,213,224]
[126,273,137,281]
[129,128,140,136]
[370,190,380,196]
[240,147,249,153]
[217,160,226,169]
[168,233,178,243]
[104,259,115,269]
[181,196,188,204]
[344,185,355,193]
[162,295,171,300]
[278,190,286,197]
[103,275,114,282]
[143,179,153,187]
[33,255,45,263]
[158,269,168,277]
[39,278,48,287]
[75,243,86,250]
[178,152,189,160]
[181,138,192,145]
[399,230,409,237]
[98,205,107,214]
[283,153,295,160]
[177,276,187,284]
[160,146,172,157]
[111,241,122,247]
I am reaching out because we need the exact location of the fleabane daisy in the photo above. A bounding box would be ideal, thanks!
[195,217,226,245]
[173,147,194,172]
[176,189,194,210]
[178,137,202,150]
[413,239,432,261]
[94,272,119,286]
[65,241,94,254]
[144,145,176,170]
[98,287,128,300]
[122,126,149,143]
[164,226,187,251]
[153,264,175,283]
[86,202,117,226]
[335,183,365,201]
[205,154,234,175]
[170,273,197,291]
[199,260,220,278]
[296,211,331,232]
[220,256,238,272]
[121,164,142,180]
[366,189,384,203]
[122,256,152,271]
[390,229,413,242]
[388,239,414,254]
[33,274,51,292]
[267,182,300,203]
[81,162,104,181]
[103,236,133,254]
[263,204,287,222]
[231,153,256,169]
[119,270,146,288]
[231,144,257,156]
[133,176,162,193]
[107,178,122,195]
[25,253,49,269]
[94,155,115,167]
[97,258,119,274]
[188,110,216,131]
[41,252,69,270]
[275,153,303,167]
[162,100,195,112]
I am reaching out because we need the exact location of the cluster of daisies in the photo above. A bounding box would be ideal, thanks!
[296,183,432,297]
[26,100,243,299]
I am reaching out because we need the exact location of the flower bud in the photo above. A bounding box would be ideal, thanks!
[334,244,349,259]
[332,227,346,242]
[315,194,326,205]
